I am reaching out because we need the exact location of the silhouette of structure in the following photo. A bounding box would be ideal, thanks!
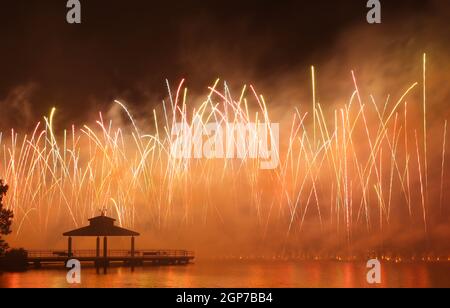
[21,213,194,273]
[63,213,139,273]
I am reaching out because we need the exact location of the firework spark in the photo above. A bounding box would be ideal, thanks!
[0,58,448,256]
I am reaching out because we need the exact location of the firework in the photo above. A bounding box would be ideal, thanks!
[0,56,447,255]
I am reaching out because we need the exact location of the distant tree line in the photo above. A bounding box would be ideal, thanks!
[0,180,13,255]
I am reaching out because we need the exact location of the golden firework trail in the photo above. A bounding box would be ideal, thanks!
[0,56,446,249]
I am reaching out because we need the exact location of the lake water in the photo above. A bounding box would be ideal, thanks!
[1,260,450,288]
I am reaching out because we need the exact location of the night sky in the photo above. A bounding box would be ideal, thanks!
[0,0,442,127]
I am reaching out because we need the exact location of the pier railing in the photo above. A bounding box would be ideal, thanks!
[27,249,194,259]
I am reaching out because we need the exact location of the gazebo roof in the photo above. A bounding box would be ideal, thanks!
[63,215,140,237]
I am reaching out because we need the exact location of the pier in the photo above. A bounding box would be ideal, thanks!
[21,213,195,272]
[26,249,195,268]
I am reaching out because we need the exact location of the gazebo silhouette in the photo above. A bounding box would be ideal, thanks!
[63,212,139,273]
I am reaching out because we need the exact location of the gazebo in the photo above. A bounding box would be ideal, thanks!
[63,213,140,273]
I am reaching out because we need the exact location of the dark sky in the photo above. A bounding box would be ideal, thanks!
[0,0,437,127]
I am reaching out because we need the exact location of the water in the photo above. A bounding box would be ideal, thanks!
[1,260,450,288]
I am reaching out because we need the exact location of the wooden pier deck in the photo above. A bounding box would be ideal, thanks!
[27,250,195,268]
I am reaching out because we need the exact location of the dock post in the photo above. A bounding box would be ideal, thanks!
[68,237,73,258]
[131,236,135,271]
[96,236,100,273]
[103,236,108,274]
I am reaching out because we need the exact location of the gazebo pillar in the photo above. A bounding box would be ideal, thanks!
[103,236,108,274]
[131,236,135,270]
[96,237,100,272]
[68,237,73,258]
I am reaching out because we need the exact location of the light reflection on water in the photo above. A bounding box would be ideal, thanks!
[1,261,449,288]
